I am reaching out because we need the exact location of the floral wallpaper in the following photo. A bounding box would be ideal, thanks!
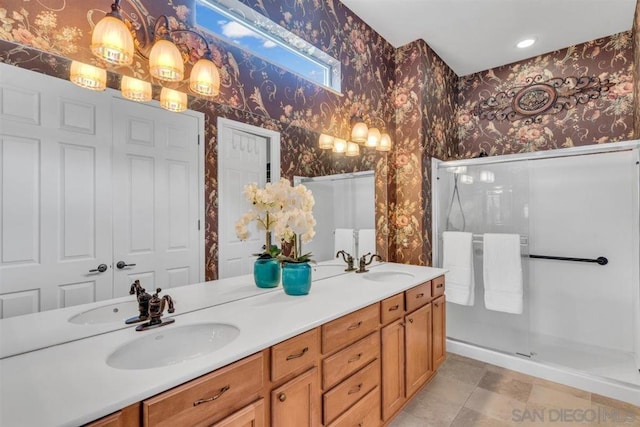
[457,31,635,157]
[0,0,393,279]
[1,0,638,275]
[635,1,640,138]
[391,39,458,266]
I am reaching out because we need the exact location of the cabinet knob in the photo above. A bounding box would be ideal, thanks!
[408,318,414,323]
[278,392,286,402]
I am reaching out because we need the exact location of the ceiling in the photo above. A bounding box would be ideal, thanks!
[340,0,637,76]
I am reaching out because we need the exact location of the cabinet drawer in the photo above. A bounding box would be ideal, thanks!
[142,352,264,427]
[323,359,380,425]
[327,387,380,427]
[211,398,265,427]
[380,294,404,326]
[432,275,445,298]
[85,404,140,427]
[405,282,431,313]
[272,328,319,382]
[322,303,380,354]
[322,332,379,390]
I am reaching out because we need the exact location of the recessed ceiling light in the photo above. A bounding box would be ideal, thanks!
[517,38,536,49]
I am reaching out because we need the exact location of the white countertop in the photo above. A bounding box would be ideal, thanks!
[0,262,445,427]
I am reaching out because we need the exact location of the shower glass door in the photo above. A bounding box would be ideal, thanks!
[436,159,531,357]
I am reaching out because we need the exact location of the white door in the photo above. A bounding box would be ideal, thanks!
[112,98,202,297]
[0,63,113,317]
[218,118,280,279]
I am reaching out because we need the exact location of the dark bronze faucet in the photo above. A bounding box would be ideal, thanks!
[336,250,356,272]
[125,280,151,324]
[357,253,383,273]
[135,288,176,331]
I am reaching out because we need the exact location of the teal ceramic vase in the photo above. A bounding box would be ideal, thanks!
[282,262,312,295]
[253,257,281,288]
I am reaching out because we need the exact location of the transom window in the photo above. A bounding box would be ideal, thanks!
[195,0,341,92]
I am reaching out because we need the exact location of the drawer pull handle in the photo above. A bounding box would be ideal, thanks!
[348,353,363,363]
[348,383,363,395]
[437,283,443,288]
[286,347,309,360]
[347,321,362,331]
[408,318,414,323]
[416,293,424,299]
[278,392,287,402]
[388,305,399,311]
[193,385,230,406]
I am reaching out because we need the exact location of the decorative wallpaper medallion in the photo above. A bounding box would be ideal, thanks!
[475,74,615,124]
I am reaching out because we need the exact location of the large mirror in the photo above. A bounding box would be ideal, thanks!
[0,61,386,357]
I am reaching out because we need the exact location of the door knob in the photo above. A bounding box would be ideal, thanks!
[89,264,108,273]
[116,261,136,269]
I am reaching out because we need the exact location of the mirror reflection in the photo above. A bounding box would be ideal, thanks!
[0,61,383,357]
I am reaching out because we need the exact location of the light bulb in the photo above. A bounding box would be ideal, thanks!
[160,87,187,112]
[69,61,107,91]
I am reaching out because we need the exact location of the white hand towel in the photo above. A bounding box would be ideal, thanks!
[442,231,475,306]
[357,229,376,259]
[483,233,523,314]
[334,228,355,256]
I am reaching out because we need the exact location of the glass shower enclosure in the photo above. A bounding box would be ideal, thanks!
[432,142,640,393]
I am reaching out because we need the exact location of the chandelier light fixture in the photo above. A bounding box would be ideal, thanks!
[120,75,152,102]
[69,61,107,91]
[74,0,221,110]
[160,87,188,112]
[318,115,392,155]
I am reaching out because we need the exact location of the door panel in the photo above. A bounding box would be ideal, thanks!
[112,98,200,297]
[218,120,277,279]
[0,63,113,316]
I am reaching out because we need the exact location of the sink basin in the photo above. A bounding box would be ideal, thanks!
[106,323,240,370]
[69,301,138,325]
[362,271,415,282]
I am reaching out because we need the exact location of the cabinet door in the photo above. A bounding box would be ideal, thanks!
[272,367,320,427]
[432,295,446,369]
[211,399,264,427]
[405,303,432,397]
[380,318,405,421]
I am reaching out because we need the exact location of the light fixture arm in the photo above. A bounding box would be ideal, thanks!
[108,0,124,20]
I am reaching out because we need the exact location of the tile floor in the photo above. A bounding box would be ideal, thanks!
[389,353,640,427]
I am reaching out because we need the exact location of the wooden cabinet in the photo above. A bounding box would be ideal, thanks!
[271,367,320,427]
[326,387,380,427]
[271,328,319,382]
[211,399,265,427]
[142,352,264,427]
[87,276,445,427]
[432,295,446,370]
[405,302,433,398]
[85,404,140,427]
[322,303,379,354]
[380,318,405,421]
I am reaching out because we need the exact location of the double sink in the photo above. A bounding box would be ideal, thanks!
[66,264,414,370]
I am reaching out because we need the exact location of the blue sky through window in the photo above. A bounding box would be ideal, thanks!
[195,1,335,89]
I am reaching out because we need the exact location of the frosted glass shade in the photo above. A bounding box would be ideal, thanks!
[70,61,107,91]
[149,39,184,82]
[189,58,220,97]
[365,128,381,148]
[160,87,187,112]
[351,121,368,143]
[332,138,347,153]
[318,134,334,149]
[90,15,134,66]
[376,132,392,151]
[121,76,152,102]
[345,141,360,157]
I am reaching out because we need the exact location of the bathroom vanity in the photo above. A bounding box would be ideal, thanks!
[0,262,446,427]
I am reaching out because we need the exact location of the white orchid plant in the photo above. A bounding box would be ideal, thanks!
[235,178,316,263]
